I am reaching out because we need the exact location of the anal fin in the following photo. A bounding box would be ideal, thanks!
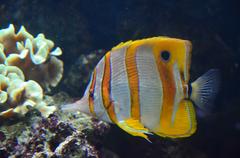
[154,100,196,138]
[116,118,152,141]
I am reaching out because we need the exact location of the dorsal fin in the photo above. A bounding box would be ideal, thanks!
[111,40,133,51]
[111,36,171,51]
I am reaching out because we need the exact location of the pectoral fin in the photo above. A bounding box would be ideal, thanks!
[116,118,152,141]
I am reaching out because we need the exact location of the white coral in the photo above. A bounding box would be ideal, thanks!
[0,24,63,90]
[0,64,56,118]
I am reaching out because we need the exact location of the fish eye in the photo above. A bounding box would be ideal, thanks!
[160,50,170,61]
[89,91,94,98]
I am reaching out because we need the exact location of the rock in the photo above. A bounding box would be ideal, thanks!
[0,92,113,158]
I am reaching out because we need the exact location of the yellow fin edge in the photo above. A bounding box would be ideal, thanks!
[116,118,151,141]
[154,101,197,138]
[111,36,171,51]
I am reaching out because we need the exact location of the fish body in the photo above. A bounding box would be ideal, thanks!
[62,37,219,140]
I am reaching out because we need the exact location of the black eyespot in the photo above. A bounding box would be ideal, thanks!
[160,50,170,61]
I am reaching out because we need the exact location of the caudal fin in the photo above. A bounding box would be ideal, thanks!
[190,69,220,111]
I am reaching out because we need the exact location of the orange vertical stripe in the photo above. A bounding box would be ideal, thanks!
[89,69,97,116]
[155,58,176,129]
[125,45,140,120]
[101,52,117,123]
